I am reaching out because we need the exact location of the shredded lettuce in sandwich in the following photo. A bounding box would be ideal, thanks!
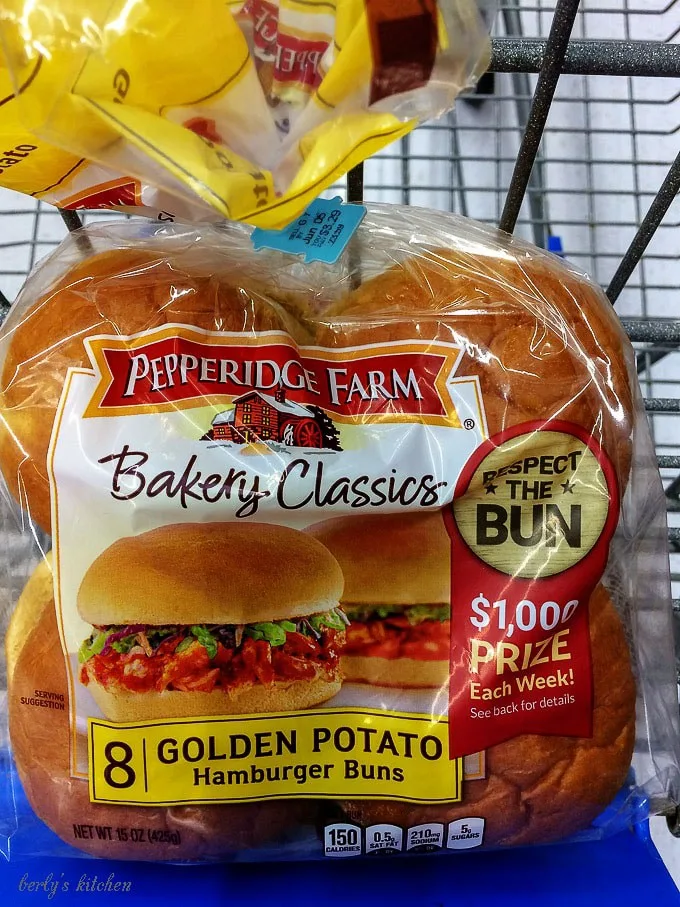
[345,604,450,626]
[77,631,109,664]
[183,625,218,658]
[78,608,349,663]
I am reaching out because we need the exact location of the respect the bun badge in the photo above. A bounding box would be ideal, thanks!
[445,421,619,758]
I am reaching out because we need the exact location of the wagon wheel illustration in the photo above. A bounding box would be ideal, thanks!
[293,418,324,448]
[307,405,342,450]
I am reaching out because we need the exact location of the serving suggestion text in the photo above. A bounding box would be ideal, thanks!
[98,446,448,517]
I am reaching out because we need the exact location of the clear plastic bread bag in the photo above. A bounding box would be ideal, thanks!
[0,0,491,226]
[0,204,678,862]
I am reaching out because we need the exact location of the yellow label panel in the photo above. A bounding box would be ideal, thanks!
[88,707,461,806]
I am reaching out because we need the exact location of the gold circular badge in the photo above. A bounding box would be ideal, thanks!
[454,430,611,579]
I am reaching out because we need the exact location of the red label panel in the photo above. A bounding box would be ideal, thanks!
[443,421,619,759]
[274,33,328,89]
[62,179,140,210]
[91,337,455,420]
[241,0,279,58]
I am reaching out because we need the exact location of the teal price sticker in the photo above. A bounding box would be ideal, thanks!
[251,197,366,264]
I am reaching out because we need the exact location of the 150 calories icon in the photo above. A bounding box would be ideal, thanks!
[323,823,362,858]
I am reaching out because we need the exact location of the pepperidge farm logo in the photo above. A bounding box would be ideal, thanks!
[80,327,477,430]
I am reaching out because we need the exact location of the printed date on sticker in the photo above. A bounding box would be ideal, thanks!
[251,197,366,264]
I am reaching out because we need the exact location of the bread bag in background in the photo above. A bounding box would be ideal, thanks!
[0,206,677,863]
[0,51,230,222]
[0,0,491,226]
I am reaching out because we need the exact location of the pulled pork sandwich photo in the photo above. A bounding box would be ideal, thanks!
[308,512,451,688]
[77,522,347,720]
[6,554,315,860]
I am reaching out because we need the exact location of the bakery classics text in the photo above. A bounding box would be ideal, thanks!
[98,447,449,517]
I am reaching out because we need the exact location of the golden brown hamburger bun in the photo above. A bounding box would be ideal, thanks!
[340,654,448,688]
[87,675,342,722]
[317,248,633,490]
[78,522,344,626]
[342,584,636,846]
[4,553,52,680]
[0,248,311,532]
[307,511,449,606]
[308,512,449,688]
[8,561,313,860]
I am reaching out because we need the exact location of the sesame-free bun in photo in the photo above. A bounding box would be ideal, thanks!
[76,522,347,722]
[7,556,313,860]
[308,511,451,688]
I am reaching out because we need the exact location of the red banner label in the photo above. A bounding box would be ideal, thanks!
[241,0,328,89]
[443,421,619,759]
[84,333,463,425]
[61,178,140,210]
[274,32,328,89]
[242,0,279,59]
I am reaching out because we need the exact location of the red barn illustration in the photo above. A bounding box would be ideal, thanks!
[208,386,340,449]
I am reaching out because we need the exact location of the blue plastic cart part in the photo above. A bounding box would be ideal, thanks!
[0,823,677,906]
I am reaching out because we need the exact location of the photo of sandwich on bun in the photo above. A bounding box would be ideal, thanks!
[7,555,314,860]
[308,511,450,689]
[77,522,347,721]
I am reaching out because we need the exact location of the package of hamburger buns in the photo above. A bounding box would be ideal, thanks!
[0,0,490,227]
[0,205,678,863]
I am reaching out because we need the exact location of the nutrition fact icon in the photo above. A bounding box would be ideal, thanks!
[323,823,362,857]
[446,818,485,849]
[405,823,444,852]
[365,824,403,854]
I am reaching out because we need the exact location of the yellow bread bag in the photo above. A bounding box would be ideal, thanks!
[0,0,490,226]
[0,54,223,221]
